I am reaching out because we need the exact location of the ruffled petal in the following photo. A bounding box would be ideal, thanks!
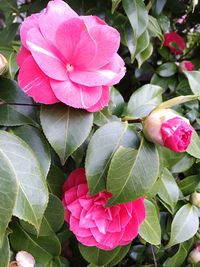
[55,18,97,67]
[87,86,109,112]
[63,168,86,192]
[26,27,67,81]
[18,55,58,104]
[50,79,102,109]
[38,0,78,44]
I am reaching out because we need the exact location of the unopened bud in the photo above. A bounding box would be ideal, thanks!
[0,53,8,75]
[16,251,35,267]
[188,244,200,264]
[191,192,200,208]
[179,61,194,72]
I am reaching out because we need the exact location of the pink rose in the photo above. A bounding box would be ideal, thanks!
[62,168,145,250]
[17,0,125,112]
[179,60,194,72]
[143,109,193,152]
[163,32,186,55]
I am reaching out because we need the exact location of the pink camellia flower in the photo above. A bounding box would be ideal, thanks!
[143,109,193,152]
[188,243,200,264]
[17,0,125,112]
[62,168,145,250]
[163,32,186,55]
[179,60,194,72]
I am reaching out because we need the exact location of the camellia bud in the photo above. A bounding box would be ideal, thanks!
[179,60,194,72]
[188,244,200,264]
[190,192,200,208]
[16,251,35,267]
[0,53,8,75]
[143,109,193,152]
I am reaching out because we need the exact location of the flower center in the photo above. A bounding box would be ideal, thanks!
[66,63,74,72]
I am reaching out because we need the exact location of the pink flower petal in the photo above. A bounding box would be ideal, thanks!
[107,215,121,232]
[50,79,102,109]
[55,18,97,67]
[132,198,146,224]
[87,25,120,69]
[63,168,86,192]
[67,200,82,219]
[38,0,78,44]
[17,46,31,66]
[70,216,92,237]
[26,27,67,81]
[122,212,139,242]
[81,15,106,27]
[18,55,58,104]
[87,86,110,112]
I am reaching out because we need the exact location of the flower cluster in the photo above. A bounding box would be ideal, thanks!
[17,0,125,112]
[62,168,145,250]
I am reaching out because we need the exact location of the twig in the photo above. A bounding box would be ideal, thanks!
[151,245,157,267]
[122,117,143,123]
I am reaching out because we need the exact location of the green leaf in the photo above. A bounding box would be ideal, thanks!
[112,0,121,13]
[122,0,148,39]
[147,15,163,41]
[187,130,200,159]
[11,125,51,178]
[135,31,150,56]
[136,42,153,68]
[184,71,200,94]
[47,165,65,198]
[0,77,37,126]
[156,63,177,77]
[167,204,199,247]
[109,87,125,117]
[126,84,163,118]
[139,199,161,245]
[164,239,193,267]
[20,194,64,236]
[0,131,48,232]
[79,244,130,267]
[10,223,61,266]
[158,168,180,213]
[0,234,10,267]
[107,138,159,206]
[40,104,93,165]
[94,108,120,127]
[86,121,139,195]
[178,175,200,196]
[157,95,200,110]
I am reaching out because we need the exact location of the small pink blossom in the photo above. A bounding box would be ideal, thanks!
[163,32,186,55]
[62,168,145,250]
[179,60,194,72]
[16,251,35,267]
[143,109,193,152]
[176,15,187,24]
[188,244,200,264]
[17,0,125,112]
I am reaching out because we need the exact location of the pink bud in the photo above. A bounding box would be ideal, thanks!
[143,109,193,152]
[16,251,35,267]
[188,244,200,264]
[179,61,194,72]
[0,53,8,75]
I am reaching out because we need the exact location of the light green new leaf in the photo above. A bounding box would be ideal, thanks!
[79,243,130,267]
[158,168,179,213]
[0,131,48,233]
[126,84,163,118]
[136,42,153,68]
[107,138,159,206]
[40,104,93,165]
[86,121,139,195]
[122,0,148,39]
[184,71,200,94]
[135,31,150,56]
[157,94,200,109]
[139,199,161,245]
[0,234,10,266]
[178,175,200,196]
[187,130,200,159]
[147,15,163,41]
[167,204,199,247]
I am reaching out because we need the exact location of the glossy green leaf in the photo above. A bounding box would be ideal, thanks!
[10,223,61,266]
[187,130,200,159]
[0,77,37,126]
[79,244,130,267]
[157,95,200,110]
[0,131,48,232]
[11,125,51,178]
[112,0,121,13]
[157,63,177,77]
[86,121,139,195]
[184,71,200,94]
[0,234,10,267]
[21,194,64,236]
[158,168,180,213]
[40,104,93,164]
[122,0,148,38]
[139,199,161,245]
[147,15,163,40]
[135,31,150,56]
[47,165,65,198]
[109,87,125,117]
[126,84,163,118]
[178,175,200,196]
[136,42,153,68]
[107,138,159,206]
[94,108,119,127]
[167,204,199,247]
